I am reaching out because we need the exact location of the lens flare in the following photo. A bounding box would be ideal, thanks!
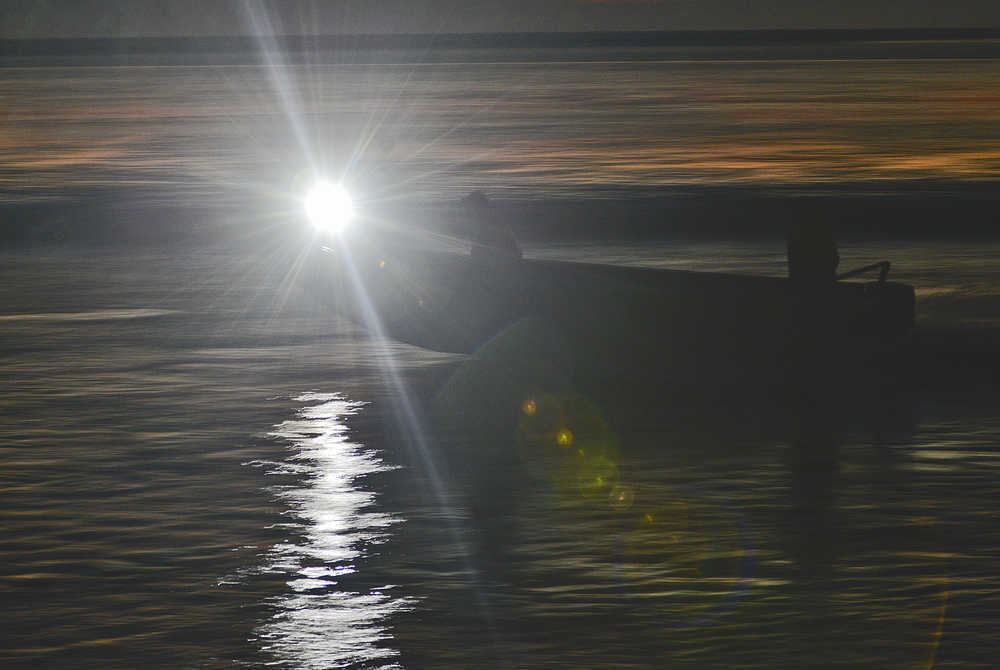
[609,485,636,511]
[305,181,354,233]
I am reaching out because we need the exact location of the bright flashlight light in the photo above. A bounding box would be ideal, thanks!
[305,181,354,233]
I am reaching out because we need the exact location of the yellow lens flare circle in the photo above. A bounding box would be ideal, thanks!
[577,455,618,500]
[305,181,354,233]
[609,485,636,511]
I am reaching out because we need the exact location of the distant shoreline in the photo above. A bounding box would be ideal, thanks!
[6,29,1000,65]
[5,182,1000,248]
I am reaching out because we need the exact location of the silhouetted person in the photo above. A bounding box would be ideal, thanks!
[786,221,840,384]
[787,221,839,287]
[460,191,521,261]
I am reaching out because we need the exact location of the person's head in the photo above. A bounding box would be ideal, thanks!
[461,191,490,220]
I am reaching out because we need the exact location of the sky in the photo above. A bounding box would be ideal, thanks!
[4,0,1000,38]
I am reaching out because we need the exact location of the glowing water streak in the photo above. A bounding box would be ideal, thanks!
[257,393,411,670]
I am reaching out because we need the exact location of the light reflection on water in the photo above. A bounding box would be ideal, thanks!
[252,393,412,669]
[1,247,999,667]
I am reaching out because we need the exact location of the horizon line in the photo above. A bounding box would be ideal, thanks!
[6,27,1000,45]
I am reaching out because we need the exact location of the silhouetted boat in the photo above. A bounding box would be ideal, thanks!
[298,239,915,388]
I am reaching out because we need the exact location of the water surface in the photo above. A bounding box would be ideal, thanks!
[2,243,999,668]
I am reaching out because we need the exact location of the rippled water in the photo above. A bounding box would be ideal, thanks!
[6,42,1000,205]
[2,243,999,668]
[248,393,411,669]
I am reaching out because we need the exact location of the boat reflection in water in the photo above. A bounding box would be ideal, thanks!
[416,318,952,667]
[254,393,411,669]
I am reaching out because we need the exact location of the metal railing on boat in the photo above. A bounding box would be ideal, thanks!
[836,261,891,284]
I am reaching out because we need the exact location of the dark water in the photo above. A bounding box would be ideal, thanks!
[2,242,999,668]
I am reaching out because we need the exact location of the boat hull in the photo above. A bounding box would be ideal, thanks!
[298,240,915,387]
